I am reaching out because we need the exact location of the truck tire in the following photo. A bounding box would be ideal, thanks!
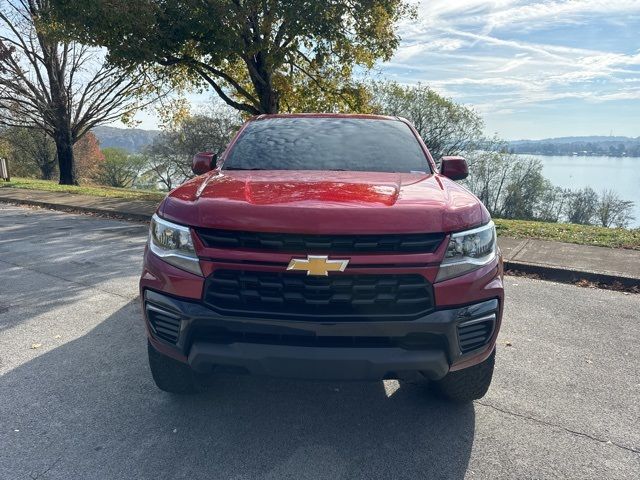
[433,349,495,402]
[147,342,203,394]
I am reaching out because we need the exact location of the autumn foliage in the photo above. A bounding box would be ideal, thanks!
[74,132,105,182]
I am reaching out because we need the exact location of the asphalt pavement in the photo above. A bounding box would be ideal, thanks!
[0,204,638,480]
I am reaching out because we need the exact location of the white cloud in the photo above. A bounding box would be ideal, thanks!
[589,88,640,102]
[393,38,466,61]
[481,0,640,31]
[488,56,532,73]
[406,0,640,32]
[386,1,640,112]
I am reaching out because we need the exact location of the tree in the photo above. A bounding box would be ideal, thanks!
[498,158,547,220]
[536,183,569,223]
[143,150,184,191]
[464,148,512,216]
[464,142,538,218]
[565,187,599,225]
[144,106,240,190]
[0,0,151,185]
[597,189,635,228]
[51,0,412,115]
[97,147,145,188]
[74,131,105,181]
[1,126,57,179]
[464,148,567,222]
[371,82,483,161]
[277,65,374,114]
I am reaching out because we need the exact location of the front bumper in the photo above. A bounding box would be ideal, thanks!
[143,289,500,381]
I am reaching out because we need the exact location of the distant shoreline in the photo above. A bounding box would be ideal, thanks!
[507,136,640,158]
[514,153,640,158]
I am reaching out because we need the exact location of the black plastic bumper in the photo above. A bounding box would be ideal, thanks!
[188,342,449,380]
[144,290,499,381]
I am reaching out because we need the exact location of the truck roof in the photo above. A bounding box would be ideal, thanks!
[253,113,402,122]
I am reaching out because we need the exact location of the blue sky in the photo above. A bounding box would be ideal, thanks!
[384,0,640,139]
[132,0,640,140]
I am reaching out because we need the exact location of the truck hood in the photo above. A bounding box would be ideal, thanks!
[160,170,489,234]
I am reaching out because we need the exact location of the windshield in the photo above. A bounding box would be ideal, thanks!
[223,117,431,173]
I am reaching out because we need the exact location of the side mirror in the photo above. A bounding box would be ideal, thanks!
[192,152,218,175]
[440,156,468,180]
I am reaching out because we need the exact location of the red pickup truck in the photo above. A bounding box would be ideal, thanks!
[140,114,504,402]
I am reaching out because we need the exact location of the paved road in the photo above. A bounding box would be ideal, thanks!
[1,204,638,480]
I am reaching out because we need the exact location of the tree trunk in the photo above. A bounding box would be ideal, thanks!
[246,54,279,114]
[55,128,77,185]
[257,84,279,114]
[41,165,55,181]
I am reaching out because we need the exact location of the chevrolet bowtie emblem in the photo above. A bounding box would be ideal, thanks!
[287,255,349,276]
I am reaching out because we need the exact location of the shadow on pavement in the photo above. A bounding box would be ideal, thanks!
[0,208,147,331]
[1,300,475,480]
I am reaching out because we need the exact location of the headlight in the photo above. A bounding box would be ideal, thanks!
[436,221,496,282]
[148,214,202,276]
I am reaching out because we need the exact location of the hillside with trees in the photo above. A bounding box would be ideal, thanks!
[92,126,159,153]
[508,136,640,157]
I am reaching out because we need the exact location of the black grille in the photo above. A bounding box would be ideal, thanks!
[195,229,444,254]
[204,270,434,319]
[457,317,494,353]
[147,305,181,344]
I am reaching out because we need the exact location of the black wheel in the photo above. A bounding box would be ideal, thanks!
[147,342,204,394]
[433,349,495,402]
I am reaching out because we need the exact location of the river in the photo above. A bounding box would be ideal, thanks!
[521,155,640,228]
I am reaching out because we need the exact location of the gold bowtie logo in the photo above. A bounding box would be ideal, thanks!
[287,255,349,276]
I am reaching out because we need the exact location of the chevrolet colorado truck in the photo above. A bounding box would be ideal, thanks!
[140,113,504,402]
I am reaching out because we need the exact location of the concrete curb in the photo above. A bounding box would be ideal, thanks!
[0,195,154,222]
[2,193,639,289]
[504,260,639,289]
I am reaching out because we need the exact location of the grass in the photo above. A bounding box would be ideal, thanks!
[1,177,166,202]
[494,218,640,250]
[2,177,639,250]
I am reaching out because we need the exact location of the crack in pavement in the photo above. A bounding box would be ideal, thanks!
[476,401,639,455]
[29,455,62,480]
